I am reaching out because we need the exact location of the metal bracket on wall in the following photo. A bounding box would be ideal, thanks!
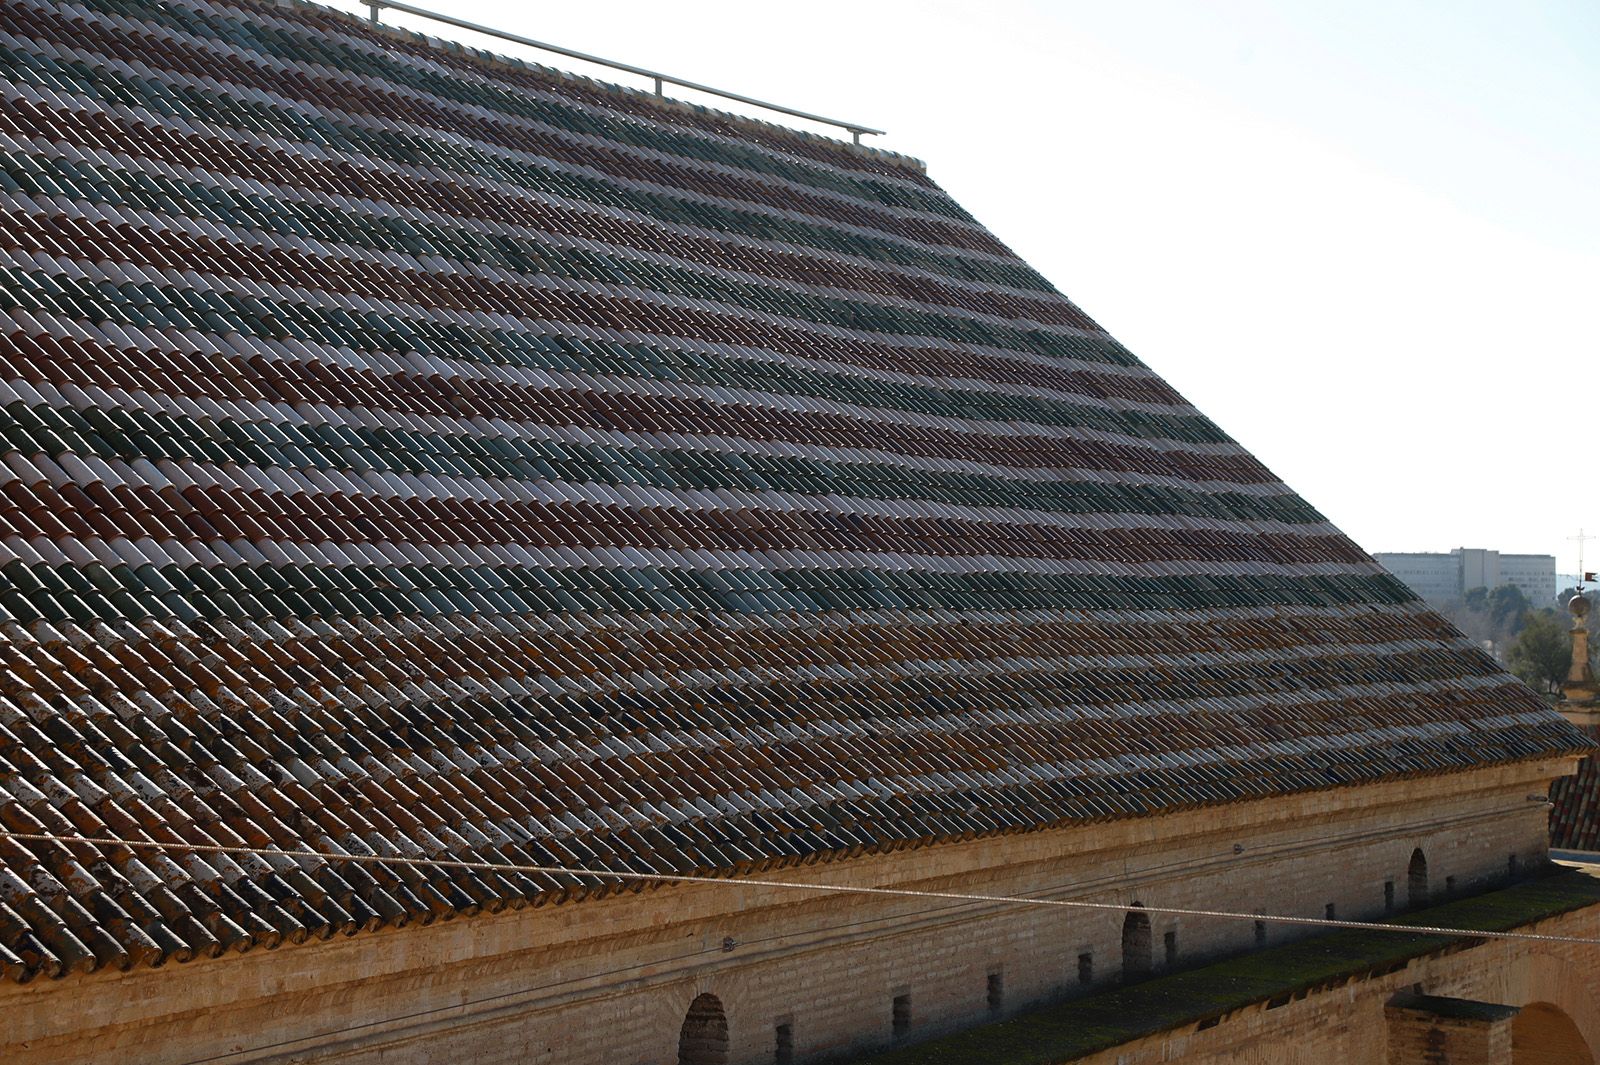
[360,0,885,145]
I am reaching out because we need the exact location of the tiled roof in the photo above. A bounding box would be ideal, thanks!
[0,0,1587,982]
[1551,725,1600,852]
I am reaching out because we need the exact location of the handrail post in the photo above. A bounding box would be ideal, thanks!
[350,0,884,144]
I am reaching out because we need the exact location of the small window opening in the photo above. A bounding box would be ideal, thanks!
[1254,920,1267,947]
[1325,902,1336,920]
[1384,880,1395,913]
[1163,930,1178,966]
[1077,952,1093,985]
[892,994,911,1039]
[986,970,1004,1013]
[774,1022,794,1065]
[1445,875,1456,897]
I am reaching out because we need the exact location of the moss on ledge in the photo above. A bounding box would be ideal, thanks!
[843,865,1600,1065]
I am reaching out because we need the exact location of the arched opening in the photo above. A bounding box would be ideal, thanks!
[678,993,729,1065]
[1407,849,1429,909]
[1513,1001,1595,1065]
[1121,905,1152,983]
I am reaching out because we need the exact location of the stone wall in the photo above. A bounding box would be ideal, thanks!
[1087,909,1600,1064]
[0,759,1576,1065]
[1384,997,1518,1065]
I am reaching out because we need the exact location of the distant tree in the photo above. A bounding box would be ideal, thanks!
[1489,585,1530,635]
[1439,585,1550,660]
[1508,609,1570,694]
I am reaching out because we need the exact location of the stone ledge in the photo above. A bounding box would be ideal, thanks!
[1386,993,1519,1023]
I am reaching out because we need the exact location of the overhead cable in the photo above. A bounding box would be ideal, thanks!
[3,829,1597,946]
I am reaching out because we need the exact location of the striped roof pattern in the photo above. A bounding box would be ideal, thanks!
[0,0,1585,982]
[1551,727,1600,853]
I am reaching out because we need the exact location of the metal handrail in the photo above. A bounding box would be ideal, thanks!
[360,0,886,144]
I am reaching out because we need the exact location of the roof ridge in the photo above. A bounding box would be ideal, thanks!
[258,0,931,173]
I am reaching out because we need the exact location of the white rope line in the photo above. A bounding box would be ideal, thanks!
[4,830,1599,946]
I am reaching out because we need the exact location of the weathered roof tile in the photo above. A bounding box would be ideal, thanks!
[0,0,1589,982]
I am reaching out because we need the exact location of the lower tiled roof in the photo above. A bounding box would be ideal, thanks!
[1551,723,1600,851]
[0,0,1587,984]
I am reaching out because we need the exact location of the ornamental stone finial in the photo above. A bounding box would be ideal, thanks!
[1564,591,1597,705]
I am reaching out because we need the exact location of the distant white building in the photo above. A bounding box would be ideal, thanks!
[1372,548,1557,607]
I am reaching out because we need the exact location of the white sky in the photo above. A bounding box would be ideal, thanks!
[333,0,1600,569]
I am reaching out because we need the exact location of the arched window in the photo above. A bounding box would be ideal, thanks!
[678,993,729,1065]
[1121,905,1152,983]
[1407,849,1429,909]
